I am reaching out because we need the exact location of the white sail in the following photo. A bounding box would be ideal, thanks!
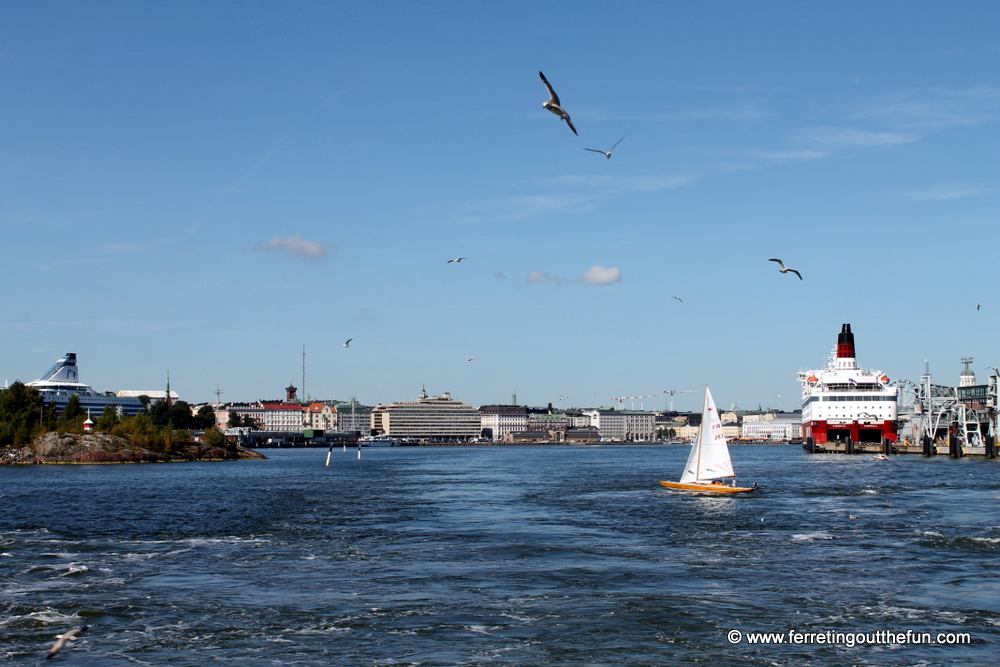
[679,387,735,483]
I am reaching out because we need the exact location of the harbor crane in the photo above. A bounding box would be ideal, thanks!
[663,389,696,411]
[610,393,659,408]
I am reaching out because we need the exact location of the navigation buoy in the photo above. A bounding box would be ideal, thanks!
[325,449,332,467]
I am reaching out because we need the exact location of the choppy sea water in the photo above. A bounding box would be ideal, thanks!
[2,445,999,666]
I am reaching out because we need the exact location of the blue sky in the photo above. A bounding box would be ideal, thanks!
[2,1,998,411]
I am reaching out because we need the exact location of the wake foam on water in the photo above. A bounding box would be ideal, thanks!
[0,609,81,628]
[918,531,1000,551]
[791,531,834,541]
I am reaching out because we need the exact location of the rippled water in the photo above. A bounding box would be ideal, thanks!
[2,445,998,665]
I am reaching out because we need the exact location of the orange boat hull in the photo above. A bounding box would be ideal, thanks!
[658,480,756,494]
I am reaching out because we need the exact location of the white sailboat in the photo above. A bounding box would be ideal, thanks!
[659,387,756,494]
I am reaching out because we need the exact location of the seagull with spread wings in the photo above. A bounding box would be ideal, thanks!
[539,71,578,136]
[672,296,683,303]
[584,136,625,159]
[342,339,353,348]
[769,258,803,280]
[447,257,466,263]
[47,625,89,660]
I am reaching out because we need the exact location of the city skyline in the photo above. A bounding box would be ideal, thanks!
[2,2,997,411]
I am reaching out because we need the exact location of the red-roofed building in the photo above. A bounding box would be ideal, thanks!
[262,402,305,432]
[303,402,337,431]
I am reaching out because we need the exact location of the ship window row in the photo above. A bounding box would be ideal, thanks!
[804,396,895,405]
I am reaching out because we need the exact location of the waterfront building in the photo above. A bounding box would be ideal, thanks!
[565,426,600,442]
[335,398,371,435]
[959,358,977,388]
[221,402,265,429]
[582,409,626,440]
[741,413,803,441]
[118,390,180,403]
[621,410,656,441]
[479,404,528,442]
[262,402,304,432]
[370,389,480,441]
[562,409,591,428]
[303,402,337,431]
[527,413,569,432]
[526,413,569,442]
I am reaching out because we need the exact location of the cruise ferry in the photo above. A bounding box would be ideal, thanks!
[26,353,146,416]
[798,325,898,445]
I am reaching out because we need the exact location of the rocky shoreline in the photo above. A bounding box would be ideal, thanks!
[1,432,267,464]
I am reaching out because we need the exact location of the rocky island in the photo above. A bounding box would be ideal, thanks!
[0,379,266,464]
[1,431,266,464]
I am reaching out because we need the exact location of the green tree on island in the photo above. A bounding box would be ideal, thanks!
[227,412,260,429]
[96,404,121,430]
[194,405,216,429]
[61,394,84,421]
[0,381,43,447]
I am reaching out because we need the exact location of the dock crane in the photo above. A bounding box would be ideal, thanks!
[610,393,659,408]
[663,389,696,411]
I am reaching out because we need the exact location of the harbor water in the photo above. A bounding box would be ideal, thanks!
[2,445,998,665]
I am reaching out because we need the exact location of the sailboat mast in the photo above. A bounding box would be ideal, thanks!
[695,389,708,482]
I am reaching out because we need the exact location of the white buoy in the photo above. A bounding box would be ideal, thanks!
[325,449,332,467]
[357,446,362,460]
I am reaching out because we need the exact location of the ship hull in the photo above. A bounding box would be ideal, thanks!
[803,420,898,445]
[658,480,755,494]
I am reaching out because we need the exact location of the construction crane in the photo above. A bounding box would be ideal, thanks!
[663,389,696,411]
[610,394,659,408]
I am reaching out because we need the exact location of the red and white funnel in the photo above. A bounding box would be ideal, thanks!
[836,324,858,370]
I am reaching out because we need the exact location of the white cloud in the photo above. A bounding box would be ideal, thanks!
[253,234,330,259]
[580,265,622,285]
[758,150,830,162]
[855,85,1000,129]
[549,174,695,193]
[527,265,623,286]
[526,270,569,285]
[898,182,994,201]
[454,194,593,224]
[796,127,918,148]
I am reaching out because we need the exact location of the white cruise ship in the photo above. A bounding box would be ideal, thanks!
[26,353,146,416]
[798,325,898,446]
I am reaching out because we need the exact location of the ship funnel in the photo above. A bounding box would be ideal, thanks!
[34,353,81,384]
[836,324,856,359]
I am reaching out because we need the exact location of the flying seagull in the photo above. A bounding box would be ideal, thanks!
[672,296,683,303]
[976,303,981,310]
[539,71,578,136]
[342,339,352,348]
[447,257,466,263]
[769,258,802,280]
[47,625,89,660]
[584,136,625,159]
[465,355,476,362]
